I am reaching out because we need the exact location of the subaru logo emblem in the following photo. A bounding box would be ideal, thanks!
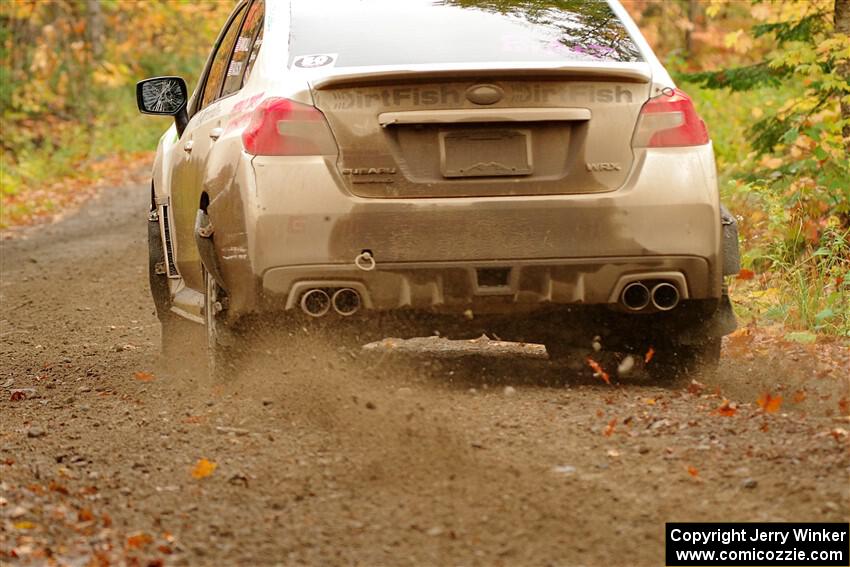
[465,84,503,105]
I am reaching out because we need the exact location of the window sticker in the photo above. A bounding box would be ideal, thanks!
[227,60,244,77]
[292,54,337,69]
[234,36,252,52]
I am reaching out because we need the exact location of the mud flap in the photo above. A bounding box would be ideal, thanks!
[714,293,738,336]
[720,204,741,276]
[194,209,227,292]
[148,212,172,321]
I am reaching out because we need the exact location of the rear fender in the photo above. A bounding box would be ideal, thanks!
[203,151,261,319]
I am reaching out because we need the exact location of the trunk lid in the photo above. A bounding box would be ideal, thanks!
[311,66,652,198]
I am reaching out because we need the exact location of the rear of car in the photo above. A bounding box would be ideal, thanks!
[234,0,732,323]
[142,0,739,377]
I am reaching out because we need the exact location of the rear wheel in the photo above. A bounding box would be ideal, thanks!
[204,268,238,380]
[149,208,204,360]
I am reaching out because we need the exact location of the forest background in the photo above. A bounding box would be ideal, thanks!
[1,0,848,337]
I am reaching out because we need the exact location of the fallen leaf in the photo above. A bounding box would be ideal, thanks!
[727,327,751,339]
[606,449,620,458]
[829,428,848,442]
[687,380,705,395]
[838,397,849,415]
[687,465,699,477]
[757,392,783,413]
[134,371,156,382]
[725,327,754,355]
[48,481,69,495]
[736,268,755,280]
[793,390,807,404]
[126,532,153,549]
[586,357,611,385]
[714,399,737,417]
[644,347,655,364]
[643,397,656,405]
[191,458,217,479]
[14,521,36,530]
[603,418,617,437]
[77,508,94,522]
[10,391,26,401]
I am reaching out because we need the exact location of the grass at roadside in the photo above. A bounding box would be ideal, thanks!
[0,151,153,230]
[690,83,850,339]
[1,92,170,228]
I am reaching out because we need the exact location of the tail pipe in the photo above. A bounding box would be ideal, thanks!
[651,282,680,311]
[332,288,362,316]
[300,289,331,317]
[621,282,651,311]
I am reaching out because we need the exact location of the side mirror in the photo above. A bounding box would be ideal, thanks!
[136,76,189,135]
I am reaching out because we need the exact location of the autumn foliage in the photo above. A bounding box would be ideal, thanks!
[0,0,233,227]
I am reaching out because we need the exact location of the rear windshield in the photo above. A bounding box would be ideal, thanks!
[289,0,643,68]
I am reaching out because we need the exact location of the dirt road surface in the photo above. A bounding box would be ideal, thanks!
[2,182,849,566]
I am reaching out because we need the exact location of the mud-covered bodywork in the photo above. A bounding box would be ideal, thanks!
[250,143,723,309]
[144,0,738,345]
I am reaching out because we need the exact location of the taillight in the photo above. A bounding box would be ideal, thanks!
[241,97,337,156]
[632,88,709,148]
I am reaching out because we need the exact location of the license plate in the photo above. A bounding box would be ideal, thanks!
[440,129,532,178]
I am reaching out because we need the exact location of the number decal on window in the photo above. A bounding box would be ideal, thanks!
[292,54,337,69]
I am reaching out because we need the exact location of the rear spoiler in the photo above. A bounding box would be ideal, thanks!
[311,63,652,90]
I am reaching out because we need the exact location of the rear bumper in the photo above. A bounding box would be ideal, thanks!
[234,144,724,315]
[262,255,708,314]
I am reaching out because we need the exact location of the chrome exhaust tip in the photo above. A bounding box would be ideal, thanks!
[621,282,651,311]
[300,289,331,317]
[651,282,680,311]
[332,288,361,317]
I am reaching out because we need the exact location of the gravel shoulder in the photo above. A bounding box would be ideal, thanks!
[1,183,848,566]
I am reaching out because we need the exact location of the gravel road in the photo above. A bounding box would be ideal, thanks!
[1,182,848,566]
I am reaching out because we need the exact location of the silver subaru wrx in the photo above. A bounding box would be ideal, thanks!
[137,0,740,378]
